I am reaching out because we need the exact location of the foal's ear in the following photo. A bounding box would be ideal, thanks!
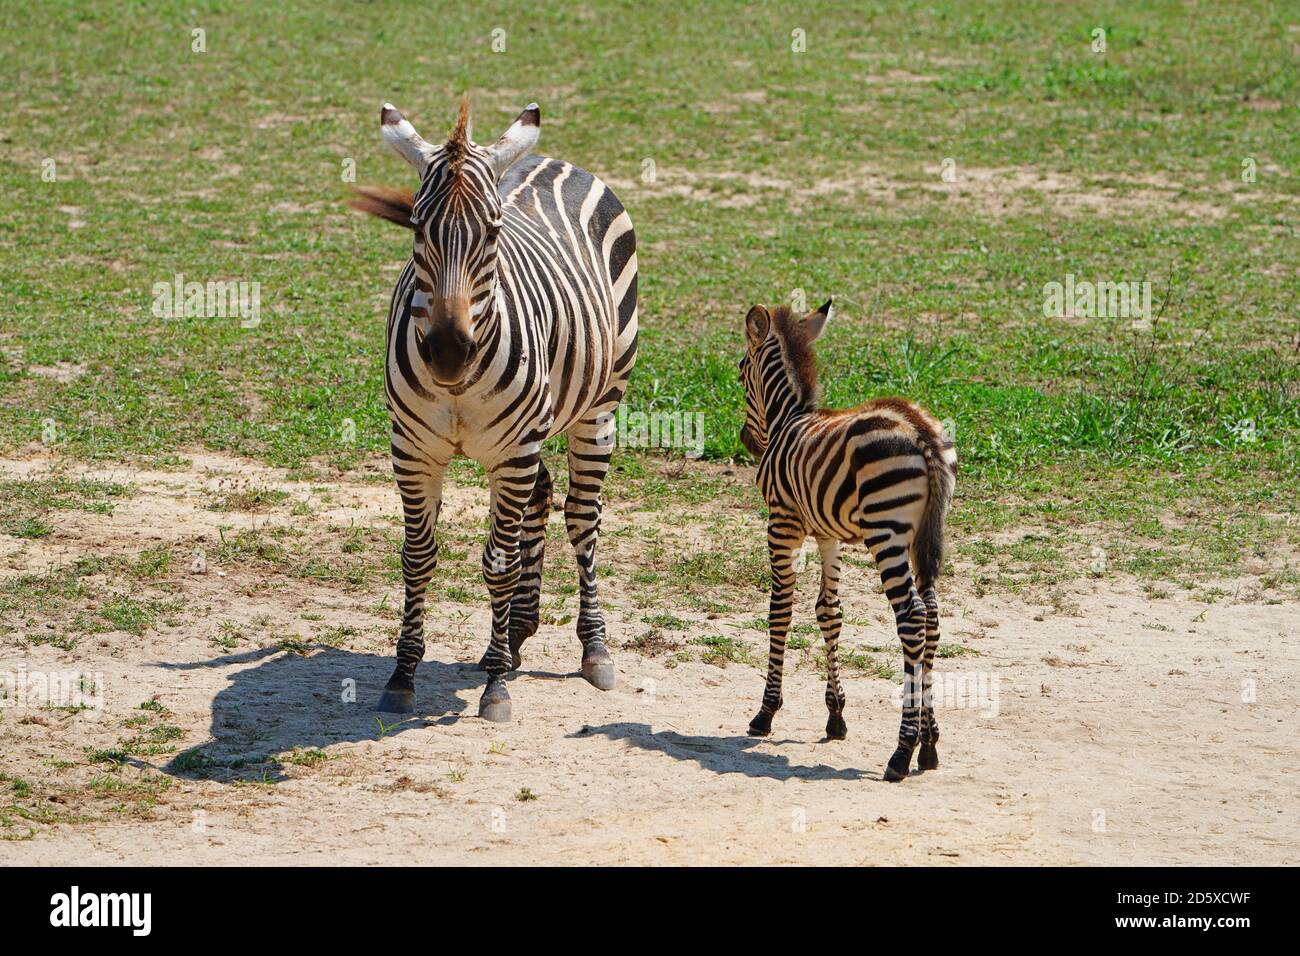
[745,305,771,348]
[802,298,833,342]
[380,103,438,175]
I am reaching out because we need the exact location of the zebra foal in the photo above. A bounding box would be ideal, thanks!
[737,300,957,781]
[351,96,638,722]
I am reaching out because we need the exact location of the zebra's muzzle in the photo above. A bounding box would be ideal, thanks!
[422,328,477,386]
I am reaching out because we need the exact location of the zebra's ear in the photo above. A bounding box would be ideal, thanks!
[745,305,771,348]
[486,103,541,178]
[803,298,833,342]
[380,103,437,174]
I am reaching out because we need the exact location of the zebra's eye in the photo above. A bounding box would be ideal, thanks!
[486,219,503,238]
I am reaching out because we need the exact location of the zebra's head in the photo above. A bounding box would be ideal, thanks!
[738,299,833,457]
[379,95,540,385]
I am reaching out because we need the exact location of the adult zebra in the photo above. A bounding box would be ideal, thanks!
[350,96,638,722]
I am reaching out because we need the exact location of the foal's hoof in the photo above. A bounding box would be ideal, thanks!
[747,711,774,737]
[581,644,616,691]
[883,748,913,782]
[478,678,512,723]
[375,686,416,714]
[825,713,848,741]
[917,742,939,771]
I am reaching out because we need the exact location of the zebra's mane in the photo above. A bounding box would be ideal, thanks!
[768,305,821,409]
[445,93,472,174]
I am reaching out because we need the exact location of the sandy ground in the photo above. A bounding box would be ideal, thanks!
[0,451,1296,865]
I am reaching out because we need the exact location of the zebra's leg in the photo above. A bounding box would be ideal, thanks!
[509,462,552,664]
[917,584,942,771]
[817,539,848,741]
[563,414,617,691]
[748,509,803,736]
[475,462,551,672]
[376,463,446,714]
[870,534,928,781]
[477,461,538,722]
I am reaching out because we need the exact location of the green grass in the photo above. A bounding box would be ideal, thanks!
[0,477,130,538]
[641,612,690,630]
[100,594,162,636]
[1,773,33,800]
[207,487,291,512]
[0,1,1295,583]
[692,634,758,667]
[281,748,329,767]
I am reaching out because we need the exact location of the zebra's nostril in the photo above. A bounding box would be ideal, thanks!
[422,330,478,384]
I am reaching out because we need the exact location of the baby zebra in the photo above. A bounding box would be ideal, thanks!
[738,300,957,781]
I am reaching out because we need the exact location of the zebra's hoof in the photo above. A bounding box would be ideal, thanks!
[478,679,512,723]
[883,748,912,782]
[825,713,848,740]
[747,711,774,737]
[375,686,416,714]
[581,645,616,691]
[917,743,939,771]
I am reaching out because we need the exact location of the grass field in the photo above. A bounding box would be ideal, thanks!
[2,0,1297,582]
[1,1,1298,862]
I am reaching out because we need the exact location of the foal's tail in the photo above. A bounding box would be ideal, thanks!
[911,418,957,589]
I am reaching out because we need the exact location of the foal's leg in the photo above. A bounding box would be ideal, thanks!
[376,458,446,713]
[817,539,848,740]
[477,459,539,722]
[748,507,804,736]
[868,532,928,781]
[917,583,942,771]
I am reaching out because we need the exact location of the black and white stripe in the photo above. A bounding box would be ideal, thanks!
[738,301,956,781]
[360,97,638,722]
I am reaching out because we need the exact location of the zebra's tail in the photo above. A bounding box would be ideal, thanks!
[911,420,957,589]
[347,186,415,229]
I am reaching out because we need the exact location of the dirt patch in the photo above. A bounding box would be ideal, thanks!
[610,161,1283,222]
[607,168,796,210]
[0,451,1296,864]
[26,363,88,384]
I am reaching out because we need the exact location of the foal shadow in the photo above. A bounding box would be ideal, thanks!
[569,722,873,782]
[152,646,483,783]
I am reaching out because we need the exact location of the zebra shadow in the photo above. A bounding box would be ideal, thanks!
[568,722,873,782]
[152,646,483,783]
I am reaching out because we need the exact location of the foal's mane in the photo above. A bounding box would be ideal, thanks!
[768,305,820,408]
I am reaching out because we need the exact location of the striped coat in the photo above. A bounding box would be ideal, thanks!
[353,97,637,722]
[739,301,956,781]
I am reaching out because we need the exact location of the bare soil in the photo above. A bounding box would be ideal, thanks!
[1,451,1296,865]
